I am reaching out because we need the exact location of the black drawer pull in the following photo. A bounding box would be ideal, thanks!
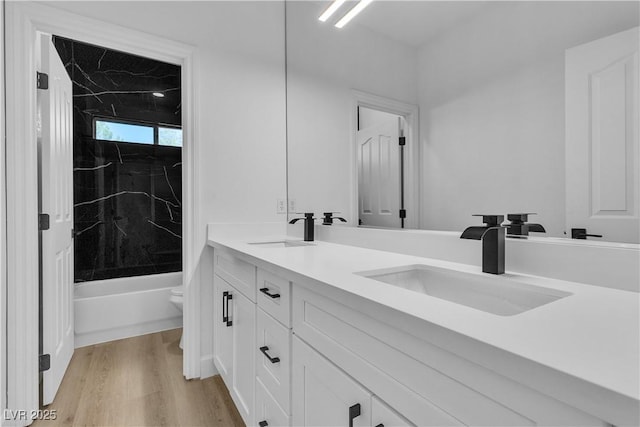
[375,424,384,427]
[349,404,361,427]
[225,292,233,327]
[259,346,280,363]
[259,287,280,299]
[258,422,268,427]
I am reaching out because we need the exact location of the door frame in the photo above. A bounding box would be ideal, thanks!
[351,90,420,229]
[4,2,199,422]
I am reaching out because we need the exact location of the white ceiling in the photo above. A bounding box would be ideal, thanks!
[346,1,498,48]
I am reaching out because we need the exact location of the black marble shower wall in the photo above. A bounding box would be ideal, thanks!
[53,36,182,282]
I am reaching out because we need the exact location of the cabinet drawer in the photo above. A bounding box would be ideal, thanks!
[257,269,291,327]
[215,251,256,302]
[293,286,604,427]
[293,288,463,425]
[256,377,291,427]
[257,308,291,413]
[372,396,415,427]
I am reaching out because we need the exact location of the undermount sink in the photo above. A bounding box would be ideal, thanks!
[248,240,314,248]
[356,265,571,316]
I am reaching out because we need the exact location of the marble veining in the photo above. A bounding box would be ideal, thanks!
[54,36,182,282]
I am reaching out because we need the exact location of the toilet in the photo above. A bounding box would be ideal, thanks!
[169,285,184,349]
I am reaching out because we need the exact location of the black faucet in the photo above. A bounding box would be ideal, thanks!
[460,215,506,275]
[322,212,347,225]
[506,213,546,237]
[289,213,316,241]
[571,228,603,240]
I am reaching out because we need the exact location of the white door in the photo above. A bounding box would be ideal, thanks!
[38,34,74,405]
[292,336,372,427]
[357,117,402,228]
[231,288,256,426]
[566,27,639,243]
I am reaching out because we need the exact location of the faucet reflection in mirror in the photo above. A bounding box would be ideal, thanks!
[506,213,546,238]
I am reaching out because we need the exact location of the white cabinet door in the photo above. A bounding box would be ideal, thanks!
[213,274,234,384]
[292,337,371,427]
[257,308,291,413]
[231,287,256,426]
[566,26,639,243]
[371,396,414,427]
[213,272,256,426]
[256,377,291,427]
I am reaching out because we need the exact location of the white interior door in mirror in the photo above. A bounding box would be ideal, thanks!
[358,116,402,228]
[566,26,639,244]
[39,34,75,405]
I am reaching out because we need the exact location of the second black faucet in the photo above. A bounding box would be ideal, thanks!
[289,213,316,241]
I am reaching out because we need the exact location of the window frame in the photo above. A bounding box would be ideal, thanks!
[92,116,182,147]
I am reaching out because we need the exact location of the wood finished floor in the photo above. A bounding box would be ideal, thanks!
[33,329,245,427]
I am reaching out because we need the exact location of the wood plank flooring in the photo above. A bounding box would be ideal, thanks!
[33,329,245,427]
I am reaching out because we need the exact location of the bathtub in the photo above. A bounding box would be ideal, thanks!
[74,272,183,348]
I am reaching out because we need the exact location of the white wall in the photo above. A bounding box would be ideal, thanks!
[46,1,287,376]
[359,107,399,130]
[286,1,418,223]
[418,2,639,234]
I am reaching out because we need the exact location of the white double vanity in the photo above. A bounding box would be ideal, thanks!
[207,223,639,427]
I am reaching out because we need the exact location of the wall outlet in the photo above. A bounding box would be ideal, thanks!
[277,199,287,214]
[288,199,296,213]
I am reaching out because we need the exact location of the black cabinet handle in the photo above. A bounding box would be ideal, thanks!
[259,287,281,299]
[222,291,228,323]
[259,346,280,363]
[258,422,268,427]
[225,292,233,327]
[349,403,361,427]
[374,424,384,427]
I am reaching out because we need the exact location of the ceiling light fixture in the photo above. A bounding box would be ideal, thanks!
[319,0,347,22]
[152,92,165,98]
[335,0,373,29]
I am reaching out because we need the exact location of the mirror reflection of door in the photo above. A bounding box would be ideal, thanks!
[566,26,639,244]
[357,107,405,228]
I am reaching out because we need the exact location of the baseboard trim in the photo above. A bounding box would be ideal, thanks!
[75,317,182,348]
[200,354,218,379]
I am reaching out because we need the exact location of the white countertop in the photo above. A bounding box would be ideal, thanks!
[207,227,640,421]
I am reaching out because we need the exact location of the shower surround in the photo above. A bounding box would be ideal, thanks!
[53,37,182,282]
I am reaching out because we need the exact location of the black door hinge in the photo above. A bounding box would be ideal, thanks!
[39,213,50,231]
[37,72,49,90]
[39,354,51,372]
[399,209,407,219]
[399,136,406,146]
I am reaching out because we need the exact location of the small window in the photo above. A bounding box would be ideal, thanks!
[94,119,182,147]
[158,127,183,147]
[95,120,154,145]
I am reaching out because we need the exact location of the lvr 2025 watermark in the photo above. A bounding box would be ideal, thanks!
[3,409,57,421]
